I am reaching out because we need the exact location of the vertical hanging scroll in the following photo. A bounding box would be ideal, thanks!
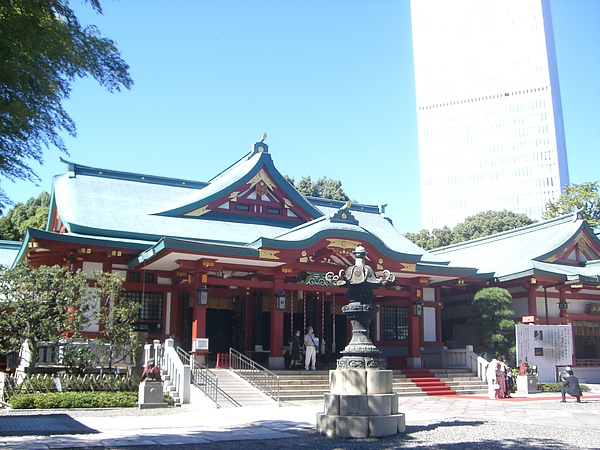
[303,291,307,334]
[321,292,325,354]
[332,293,336,353]
[290,290,294,335]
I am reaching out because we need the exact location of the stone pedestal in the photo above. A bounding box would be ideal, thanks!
[316,369,405,438]
[516,375,538,394]
[320,252,403,439]
[138,380,167,409]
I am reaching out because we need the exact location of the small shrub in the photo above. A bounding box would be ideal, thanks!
[9,391,138,409]
[538,382,590,393]
[163,394,174,407]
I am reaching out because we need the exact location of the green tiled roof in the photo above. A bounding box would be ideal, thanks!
[432,212,600,281]
[51,150,440,263]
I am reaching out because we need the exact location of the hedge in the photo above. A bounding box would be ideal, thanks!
[537,382,590,393]
[9,391,138,409]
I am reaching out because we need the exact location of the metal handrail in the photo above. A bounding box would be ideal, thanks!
[176,347,241,408]
[229,348,280,406]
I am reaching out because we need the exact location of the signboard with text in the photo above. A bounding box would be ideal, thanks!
[516,324,573,382]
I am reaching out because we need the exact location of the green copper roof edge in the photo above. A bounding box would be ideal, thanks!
[65,223,247,247]
[415,262,480,276]
[128,237,260,269]
[431,212,583,254]
[308,197,381,214]
[58,157,207,189]
[12,228,153,268]
[250,229,423,263]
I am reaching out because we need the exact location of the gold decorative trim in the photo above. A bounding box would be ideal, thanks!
[259,249,280,260]
[184,206,211,217]
[248,168,276,191]
[284,198,293,209]
[401,263,416,272]
[544,255,558,263]
[577,235,591,251]
[229,191,240,202]
[326,238,361,249]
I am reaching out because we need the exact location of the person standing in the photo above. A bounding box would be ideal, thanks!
[304,326,318,371]
[561,369,583,403]
[289,330,302,369]
[486,358,499,399]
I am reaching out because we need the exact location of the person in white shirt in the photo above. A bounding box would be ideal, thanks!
[304,326,318,370]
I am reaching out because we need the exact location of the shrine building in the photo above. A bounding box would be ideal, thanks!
[13,140,478,369]
[10,139,600,372]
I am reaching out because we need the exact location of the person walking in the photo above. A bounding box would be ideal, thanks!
[289,330,302,369]
[304,326,318,371]
[561,369,583,403]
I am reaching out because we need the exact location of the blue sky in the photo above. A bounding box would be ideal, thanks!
[2,0,598,233]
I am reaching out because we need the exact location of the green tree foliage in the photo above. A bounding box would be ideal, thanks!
[404,226,453,251]
[0,192,50,241]
[543,181,600,228]
[286,175,350,201]
[405,210,536,250]
[467,287,515,358]
[0,0,133,213]
[92,271,140,370]
[451,210,536,243]
[0,262,91,373]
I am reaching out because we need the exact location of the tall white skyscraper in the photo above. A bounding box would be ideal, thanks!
[411,0,569,230]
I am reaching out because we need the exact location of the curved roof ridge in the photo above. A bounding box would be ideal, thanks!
[57,157,207,189]
[432,212,582,254]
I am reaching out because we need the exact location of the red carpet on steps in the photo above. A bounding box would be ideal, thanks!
[401,369,456,396]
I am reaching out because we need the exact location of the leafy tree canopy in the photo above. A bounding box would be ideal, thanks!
[467,287,515,358]
[543,181,599,228]
[0,262,91,373]
[285,175,350,201]
[92,270,140,370]
[0,191,50,241]
[0,0,133,213]
[405,210,536,250]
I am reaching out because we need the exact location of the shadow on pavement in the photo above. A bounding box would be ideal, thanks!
[0,413,98,437]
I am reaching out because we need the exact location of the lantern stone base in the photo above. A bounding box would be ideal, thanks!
[516,375,538,394]
[316,369,405,438]
[138,380,167,409]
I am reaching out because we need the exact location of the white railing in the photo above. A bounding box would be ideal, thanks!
[159,338,191,404]
[422,345,489,383]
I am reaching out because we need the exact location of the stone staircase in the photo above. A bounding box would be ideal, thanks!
[161,371,182,406]
[186,368,488,406]
[277,370,331,402]
[275,368,487,402]
[211,369,278,408]
[394,368,488,396]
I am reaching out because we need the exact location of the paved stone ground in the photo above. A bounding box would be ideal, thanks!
[1,389,599,449]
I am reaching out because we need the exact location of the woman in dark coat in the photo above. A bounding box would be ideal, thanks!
[289,330,302,369]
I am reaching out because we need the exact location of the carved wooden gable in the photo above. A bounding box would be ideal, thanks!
[544,230,600,265]
[182,167,314,223]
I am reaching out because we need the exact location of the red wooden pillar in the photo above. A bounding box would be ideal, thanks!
[192,272,209,341]
[527,284,538,319]
[270,279,285,369]
[191,300,206,340]
[408,289,422,368]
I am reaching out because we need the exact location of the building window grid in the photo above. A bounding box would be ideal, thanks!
[382,306,409,341]
[124,291,163,332]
